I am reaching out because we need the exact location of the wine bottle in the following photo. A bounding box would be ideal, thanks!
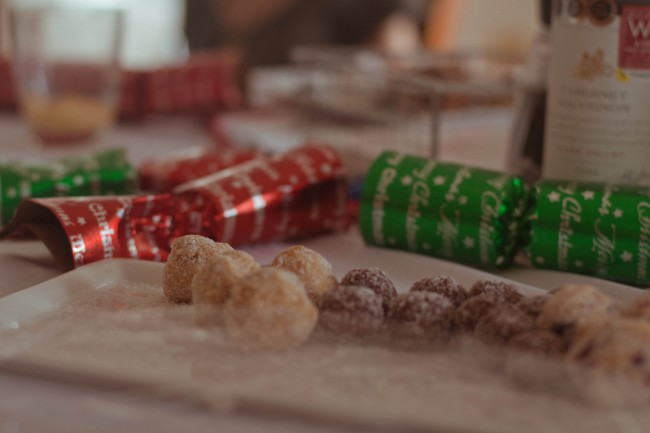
[542,0,650,186]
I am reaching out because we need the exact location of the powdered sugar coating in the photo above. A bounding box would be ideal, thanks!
[509,330,566,356]
[271,245,338,306]
[192,250,260,327]
[468,280,523,304]
[475,306,536,345]
[341,268,397,312]
[223,268,318,349]
[537,285,614,338]
[387,291,454,341]
[515,295,548,319]
[319,285,384,336]
[455,294,499,332]
[410,276,467,307]
[163,235,233,303]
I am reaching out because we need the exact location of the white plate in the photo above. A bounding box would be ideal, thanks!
[0,229,642,329]
[0,259,163,330]
[1,230,648,433]
[0,238,541,331]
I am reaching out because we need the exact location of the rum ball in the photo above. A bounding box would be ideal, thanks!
[318,285,384,337]
[341,268,398,312]
[223,268,318,349]
[271,245,338,306]
[455,294,499,332]
[387,291,454,342]
[474,306,536,345]
[537,284,614,339]
[468,280,523,304]
[410,275,467,307]
[163,235,233,303]
[192,250,260,326]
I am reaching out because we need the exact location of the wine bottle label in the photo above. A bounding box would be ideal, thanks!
[543,0,650,186]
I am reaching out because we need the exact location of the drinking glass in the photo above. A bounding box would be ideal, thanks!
[10,7,123,146]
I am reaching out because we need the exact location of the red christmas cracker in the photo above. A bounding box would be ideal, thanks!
[145,50,242,115]
[0,50,242,118]
[1,145,349,270]
[138,147,261,192]
[118,70,148,121]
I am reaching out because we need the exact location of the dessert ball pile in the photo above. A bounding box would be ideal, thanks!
[163,235,650,386]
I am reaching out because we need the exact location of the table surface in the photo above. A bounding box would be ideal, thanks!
[0,110,516,432]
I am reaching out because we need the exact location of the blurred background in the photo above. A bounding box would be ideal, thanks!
[0,0,546,177]
[0,0,186,69]
[0,0,538,69]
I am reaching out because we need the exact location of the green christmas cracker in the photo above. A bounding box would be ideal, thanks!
[0,149,137,226]
[528,181,650,286]
[359,151,529,269]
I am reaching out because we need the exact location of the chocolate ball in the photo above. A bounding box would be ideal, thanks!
[455,294,499,332]
[474,306,536,345]
[387,291,454,341]
[341,268,397,312]
[318,285,384,337]
[410,276,467,307]
[514,295,548,319]
[468,280,523,304]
